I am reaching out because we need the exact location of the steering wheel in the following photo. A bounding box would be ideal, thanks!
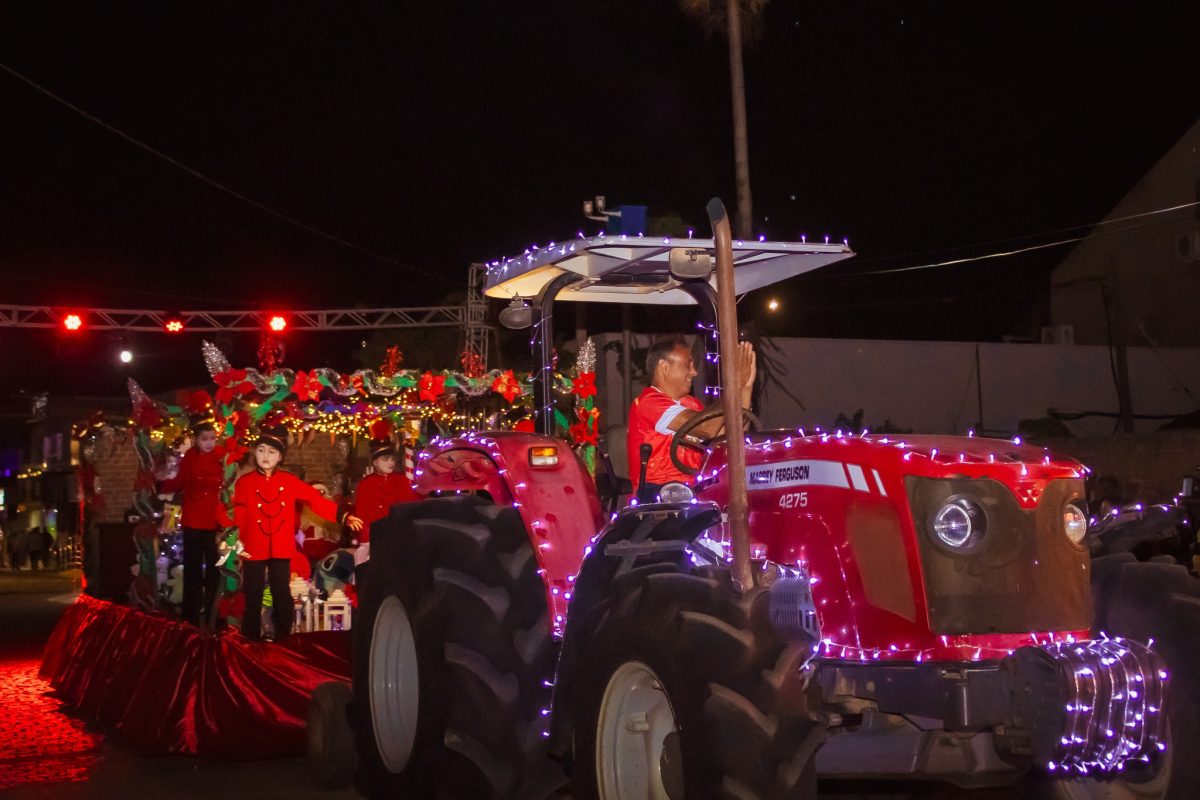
[669,405,761,476]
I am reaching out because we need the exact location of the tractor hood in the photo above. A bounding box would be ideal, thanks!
[483,235,854,304]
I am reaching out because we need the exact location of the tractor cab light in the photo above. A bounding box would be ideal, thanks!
[528,446,559,468]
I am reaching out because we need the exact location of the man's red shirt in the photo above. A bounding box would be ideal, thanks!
[160,448,229,530]
[627,386,704,489]
[232,469,342,561]
[354,471,419,542]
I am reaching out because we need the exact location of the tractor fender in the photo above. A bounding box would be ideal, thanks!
[548,501,722,751]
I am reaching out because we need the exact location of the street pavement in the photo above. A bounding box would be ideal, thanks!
[0,570,1013,799]
[0,571,357,800]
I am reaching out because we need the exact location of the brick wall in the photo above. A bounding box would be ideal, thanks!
[87,430,357,525]
[93,437,140,524]
[278,434,351,491]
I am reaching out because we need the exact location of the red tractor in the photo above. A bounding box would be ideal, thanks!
[320,201,1196,799]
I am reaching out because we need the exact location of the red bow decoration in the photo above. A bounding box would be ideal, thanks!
[418,372,446,403]
[351,375,367,396]
[572,371,597,399]
[491,370,521,404]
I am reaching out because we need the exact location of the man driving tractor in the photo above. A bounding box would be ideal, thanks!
[627,336,755,502]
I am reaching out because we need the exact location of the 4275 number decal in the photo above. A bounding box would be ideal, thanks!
[778,492,808,509]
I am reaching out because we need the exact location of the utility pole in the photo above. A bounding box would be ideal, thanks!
[726,0,753,239]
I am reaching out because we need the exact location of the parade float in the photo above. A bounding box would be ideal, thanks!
[40,340,602,759]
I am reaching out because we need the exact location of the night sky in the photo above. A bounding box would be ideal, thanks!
[2,2,1199,400]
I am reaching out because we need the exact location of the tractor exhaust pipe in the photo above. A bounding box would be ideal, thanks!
[707,197,753,592]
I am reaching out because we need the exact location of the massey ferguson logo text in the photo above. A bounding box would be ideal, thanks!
[746,460,850,491]
[750,464,810,485]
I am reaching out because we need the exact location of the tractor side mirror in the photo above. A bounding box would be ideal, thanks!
[668,247,713,281]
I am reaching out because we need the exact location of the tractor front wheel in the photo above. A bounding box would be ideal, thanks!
[572,564,821,800]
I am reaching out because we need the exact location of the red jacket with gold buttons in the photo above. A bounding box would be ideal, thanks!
[353,471,419,543]
[160,447,229,530]
[232,468,342,561]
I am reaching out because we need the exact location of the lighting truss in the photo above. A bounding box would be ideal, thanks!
[0,304,467,332]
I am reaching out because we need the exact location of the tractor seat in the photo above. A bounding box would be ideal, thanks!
[596,424,632,514]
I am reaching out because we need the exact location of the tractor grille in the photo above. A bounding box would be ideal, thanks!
[907,476,1091,636]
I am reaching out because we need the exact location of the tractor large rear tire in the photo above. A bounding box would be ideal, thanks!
[572,562,821,800]
[352,496,564,799]
[1036,556,1200,800]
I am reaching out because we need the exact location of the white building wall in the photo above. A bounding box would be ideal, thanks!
[594,334,1200,439]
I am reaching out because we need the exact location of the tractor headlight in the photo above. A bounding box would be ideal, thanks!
[658,482,694,505]
[1063,503,1088,545]
[930,497,987,551]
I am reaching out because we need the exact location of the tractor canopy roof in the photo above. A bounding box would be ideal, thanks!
[484,235,855,305]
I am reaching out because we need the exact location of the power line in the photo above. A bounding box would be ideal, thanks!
[0,60,454,286]
[858,200,1200,276]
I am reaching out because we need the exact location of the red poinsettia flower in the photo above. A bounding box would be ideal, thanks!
[569,422,599,447]
[572,371,597,399]
[291,370,324,402]
[418,371,446,403]
[133,398,163,430]
[213,368,248,387]
[217,436,249,464]
[491,370,521,404]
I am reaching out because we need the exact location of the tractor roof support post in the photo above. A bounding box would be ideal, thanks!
[679,281,719,398]
[707,197,754,591]
[533,272,585,436]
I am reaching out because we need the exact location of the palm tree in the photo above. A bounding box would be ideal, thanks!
[678,0,769,239]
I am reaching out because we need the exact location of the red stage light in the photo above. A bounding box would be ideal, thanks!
[62,313,83,331]
[268,314,288,332]
[164,318,185,333]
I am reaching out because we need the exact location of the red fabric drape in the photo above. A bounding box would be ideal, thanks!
[40,595,350,759]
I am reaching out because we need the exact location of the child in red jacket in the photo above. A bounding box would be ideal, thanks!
[232,428,363,642]
[353,425,419,587]
[159,421,228,626]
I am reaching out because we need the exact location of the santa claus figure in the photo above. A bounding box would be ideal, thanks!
[233,427,363,642]
[352,419,419,587]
